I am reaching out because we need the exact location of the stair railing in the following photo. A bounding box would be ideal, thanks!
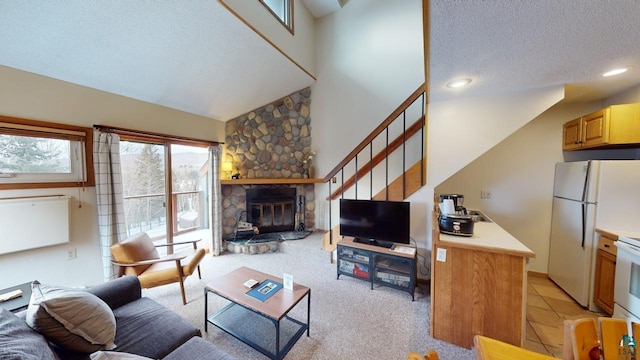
[323,83,427,245]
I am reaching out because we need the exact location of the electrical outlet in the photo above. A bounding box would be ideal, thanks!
[436,248,447,262]
[481,190,492,199]
[66,248,77,260]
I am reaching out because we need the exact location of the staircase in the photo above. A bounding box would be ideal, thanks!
[322,83,427,250]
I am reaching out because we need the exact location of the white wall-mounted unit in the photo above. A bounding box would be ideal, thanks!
[0,195,70,255]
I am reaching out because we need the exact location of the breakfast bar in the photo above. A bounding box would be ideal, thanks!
[430,211,536,349]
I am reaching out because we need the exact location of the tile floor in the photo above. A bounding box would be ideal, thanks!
[523,275,606,358]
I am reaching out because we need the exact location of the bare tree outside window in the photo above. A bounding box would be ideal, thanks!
[0,134,69,173]
[120,141,209,249]
[121,142,166,237]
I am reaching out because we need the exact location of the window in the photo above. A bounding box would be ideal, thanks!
[259,0,293,33]
[0,117,92,189]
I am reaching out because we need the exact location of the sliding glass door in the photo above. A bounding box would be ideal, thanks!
[170,144,210,247]
[120,141,210,254]
[120,141,167,243]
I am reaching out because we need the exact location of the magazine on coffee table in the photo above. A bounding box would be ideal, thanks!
[246,279,283,302]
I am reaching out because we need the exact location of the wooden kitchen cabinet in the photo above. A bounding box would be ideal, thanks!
[562,103,640,151]
[563,118,583,150]
[593,234,617,315]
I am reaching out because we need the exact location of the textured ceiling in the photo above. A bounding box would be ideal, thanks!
[0,1,314,121]
[430,1,640,103]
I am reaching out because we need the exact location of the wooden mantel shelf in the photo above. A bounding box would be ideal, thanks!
[221,178,323,185]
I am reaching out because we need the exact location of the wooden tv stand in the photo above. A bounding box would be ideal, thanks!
[336,237,417,300]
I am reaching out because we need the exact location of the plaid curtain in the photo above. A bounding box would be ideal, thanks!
[209,145,223,255]
[93,130,127,281]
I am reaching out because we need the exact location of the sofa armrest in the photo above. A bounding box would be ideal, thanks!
[86,275,142,310]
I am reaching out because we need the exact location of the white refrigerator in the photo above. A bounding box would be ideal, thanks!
[548,160,640,310]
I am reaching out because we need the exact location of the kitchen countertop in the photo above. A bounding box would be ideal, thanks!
[438,213,536,258]
[596,228,640,240]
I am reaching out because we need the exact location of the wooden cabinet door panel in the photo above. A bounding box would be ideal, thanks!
[593,249,616,315]
[582,109,609,147]
[563,118,583,150]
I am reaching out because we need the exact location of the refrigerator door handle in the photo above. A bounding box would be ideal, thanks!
[581,202,586,249]
[581,161,591,203]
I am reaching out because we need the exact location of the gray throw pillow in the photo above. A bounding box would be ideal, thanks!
[25,281,117,353]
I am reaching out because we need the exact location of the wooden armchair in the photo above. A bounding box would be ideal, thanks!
[110,232,206,305]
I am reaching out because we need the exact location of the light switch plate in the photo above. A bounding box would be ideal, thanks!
[436,248,447,262]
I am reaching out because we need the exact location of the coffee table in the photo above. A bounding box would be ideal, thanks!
[204,266,310,360]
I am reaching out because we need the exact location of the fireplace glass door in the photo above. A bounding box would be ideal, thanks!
[249,200,294,231]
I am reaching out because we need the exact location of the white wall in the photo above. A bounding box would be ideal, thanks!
[607,83,640,106]
[220,0,316,76]
[311,0,423,220]
[0,66,226,141]
[311,0,424,178]
[0,66,226,288]
[427,86,565,186]
[0,188,101,289]
[435,100,602,273]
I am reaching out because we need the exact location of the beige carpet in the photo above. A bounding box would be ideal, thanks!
[143,233,476,359]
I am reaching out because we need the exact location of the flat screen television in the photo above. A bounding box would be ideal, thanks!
[339,199,410,248]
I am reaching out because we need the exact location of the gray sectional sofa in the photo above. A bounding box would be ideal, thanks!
[0,276,234,360]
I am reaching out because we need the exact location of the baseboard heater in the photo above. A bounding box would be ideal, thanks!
[0,195,70,255]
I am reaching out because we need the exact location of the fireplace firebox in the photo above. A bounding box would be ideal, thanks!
[246,188,298,234]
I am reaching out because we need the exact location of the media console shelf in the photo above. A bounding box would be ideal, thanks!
[336,237,417,300]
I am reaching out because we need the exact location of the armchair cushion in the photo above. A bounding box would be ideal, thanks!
[136,249,205,288]
[110,233,160,276]
[25,281,117,353]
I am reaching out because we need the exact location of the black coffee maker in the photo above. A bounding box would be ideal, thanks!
[439,194,466,215]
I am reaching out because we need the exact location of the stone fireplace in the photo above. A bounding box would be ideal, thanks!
[221,183,315,238]
[220,87,316,247]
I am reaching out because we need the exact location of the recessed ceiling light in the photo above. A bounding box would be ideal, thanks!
[603,68,629,77]
[447,78,472,88]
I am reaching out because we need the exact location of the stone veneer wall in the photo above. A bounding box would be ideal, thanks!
[221,88,315,237]
[224,87,312,178]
